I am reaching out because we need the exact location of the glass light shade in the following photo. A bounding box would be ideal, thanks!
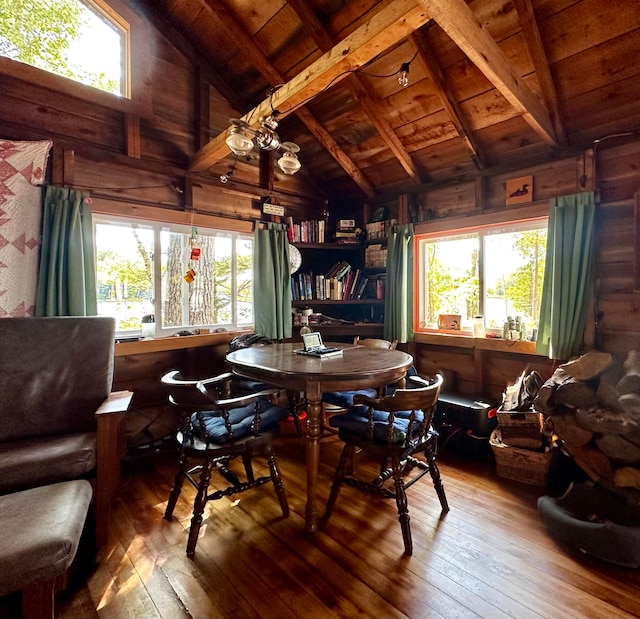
[225,123,254,156]
[278,151,301,175]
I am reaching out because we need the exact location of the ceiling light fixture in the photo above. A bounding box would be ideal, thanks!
[225,111,302,175]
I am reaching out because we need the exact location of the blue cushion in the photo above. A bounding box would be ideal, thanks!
[322,389,378,408]
[233,378,273,392]
[191,399,288,444]
[329,406,425,443]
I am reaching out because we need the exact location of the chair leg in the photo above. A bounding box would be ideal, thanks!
[322,443,354,522]
[287,389,303,436]
[22,577,55,619]
[392,457,412,555]
[241,449,255,483]
[164,450,189,521]
[425,444,449,513]
[186,458,214,557]
[264,443,289,517]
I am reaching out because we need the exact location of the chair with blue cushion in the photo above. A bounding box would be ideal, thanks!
[321,373,447,555]
[161,370,289,557]
[322,336,399,413]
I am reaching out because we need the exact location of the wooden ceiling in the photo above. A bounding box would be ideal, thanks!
[152,0,640,200]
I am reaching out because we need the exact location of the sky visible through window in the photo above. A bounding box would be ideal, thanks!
[68,2,123,93]
[0,0,125,96]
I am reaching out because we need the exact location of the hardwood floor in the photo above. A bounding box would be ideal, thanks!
[17,427,640,618]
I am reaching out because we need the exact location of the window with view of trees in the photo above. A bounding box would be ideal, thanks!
[415,219,547,336]
[95,217,254,335]
[0,0,127,97]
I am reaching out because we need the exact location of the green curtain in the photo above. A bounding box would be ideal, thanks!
[253,222,292,340]
[536,191,596,360]
[384,223,414,343]
[35,186,97,317]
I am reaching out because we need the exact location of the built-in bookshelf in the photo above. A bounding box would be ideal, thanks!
[290,241,386,338]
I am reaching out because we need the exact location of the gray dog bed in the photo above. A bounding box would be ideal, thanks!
[538,483,640,568]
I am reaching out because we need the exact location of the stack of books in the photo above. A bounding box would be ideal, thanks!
[334,219,359,244]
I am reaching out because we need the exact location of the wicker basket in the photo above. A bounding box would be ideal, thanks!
[490,429,554,486]
[497,408,544,447]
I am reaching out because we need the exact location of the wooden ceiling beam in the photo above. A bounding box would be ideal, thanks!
[195,0,374,197]
[287,0,424,184]
[409,32,485,169]
[416,0,557,145]
[189,0,431,174]
[514,0,567,145]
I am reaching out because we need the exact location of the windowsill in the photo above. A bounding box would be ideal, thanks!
[414,331,540,355]
[114,330,251,356]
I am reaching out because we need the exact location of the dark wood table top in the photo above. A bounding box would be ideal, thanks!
[226,342,413,393]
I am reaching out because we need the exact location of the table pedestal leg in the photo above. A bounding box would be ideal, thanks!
[305,385,322,533]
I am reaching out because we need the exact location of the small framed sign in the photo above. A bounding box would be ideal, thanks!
[506,175,533,206]
[263,202,285,216]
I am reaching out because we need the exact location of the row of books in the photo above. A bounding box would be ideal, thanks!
[286,217,326,244]
[365,220,391,240]
[291,271,386,301]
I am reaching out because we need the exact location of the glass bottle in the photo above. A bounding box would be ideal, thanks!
[472,315,485,338]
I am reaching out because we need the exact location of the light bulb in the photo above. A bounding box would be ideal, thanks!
[220,170,233,184]
[397,62,410,88]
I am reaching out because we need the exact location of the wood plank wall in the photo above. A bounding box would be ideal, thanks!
[0,1,638,411]
[409,138,640,399]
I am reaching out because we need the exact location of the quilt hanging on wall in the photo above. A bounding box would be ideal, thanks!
[0,139,52,317]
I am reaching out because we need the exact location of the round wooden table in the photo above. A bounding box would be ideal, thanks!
[226,342,413,532]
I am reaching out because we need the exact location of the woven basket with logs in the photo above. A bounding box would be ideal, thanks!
[535,350,640,505]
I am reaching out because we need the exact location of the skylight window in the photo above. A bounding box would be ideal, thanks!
[0,0,128,97]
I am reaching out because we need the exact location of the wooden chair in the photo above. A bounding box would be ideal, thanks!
[353,336,398,350]
[322,336,400,414]
[161,371,289,557]
[321,373,447,555]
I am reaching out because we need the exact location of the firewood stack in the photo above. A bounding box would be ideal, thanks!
[535,350,640,502]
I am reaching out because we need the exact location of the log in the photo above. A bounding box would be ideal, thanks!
[596,433,640,463]
[549,414,592,447]
[617,350,640,395]
[559,351,612,381]
[575,406,640,436]
[554,377,598,409]
[596,373,622,410]
[563,444,613,483]
[614,466,640,491]
[618,393,640,422]
[535,368,570,413]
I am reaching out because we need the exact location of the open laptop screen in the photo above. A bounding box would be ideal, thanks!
[302,332,323,351]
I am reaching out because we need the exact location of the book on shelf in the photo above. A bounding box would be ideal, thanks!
[287,218,326,244]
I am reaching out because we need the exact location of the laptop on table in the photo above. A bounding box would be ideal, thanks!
[295,332,342,357]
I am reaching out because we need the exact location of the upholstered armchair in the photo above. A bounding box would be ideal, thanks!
[0,316,132,545]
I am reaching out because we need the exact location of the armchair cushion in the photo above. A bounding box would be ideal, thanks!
[0,432,96,494]
[192,399,289,444]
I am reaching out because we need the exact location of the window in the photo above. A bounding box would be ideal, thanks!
[95,216,254,336]
[0,0,128,97]
[415,219,547,337]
